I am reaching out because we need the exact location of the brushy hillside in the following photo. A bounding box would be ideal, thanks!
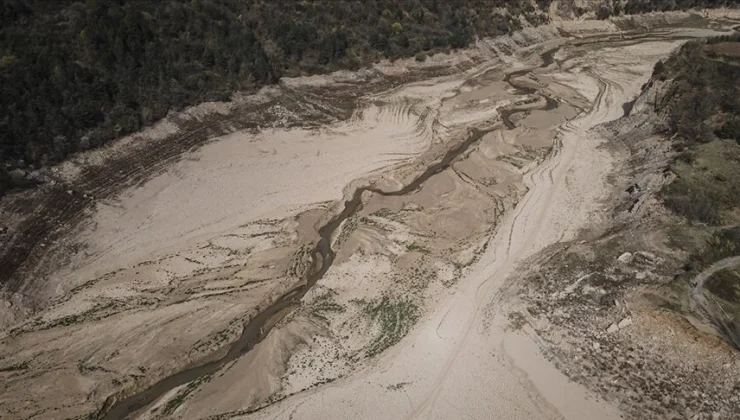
[651,33,740,346]
[653,33,740,227]
[0,0,736,195]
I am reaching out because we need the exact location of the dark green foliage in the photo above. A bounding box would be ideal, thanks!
[692,227,740,268]
[363,296,420,357]
[716,118,740,143]
[1,0,276,196]
[1,0,736,197]
[596,5,614,20]
[706,266,740,303]
[662,139,740,225]
[0,0,546,197]
[663,194,720,224]
[655,35,740,225]
[659,39,740,144]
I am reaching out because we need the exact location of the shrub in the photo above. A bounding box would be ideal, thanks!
[706,268,740,304]
[664,195,719,225]
[653,60,665,78]
[716,118,740,143]
[692,227,740,268]
[596,5,612,20]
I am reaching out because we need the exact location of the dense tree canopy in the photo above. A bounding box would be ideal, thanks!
[0,0,736,196]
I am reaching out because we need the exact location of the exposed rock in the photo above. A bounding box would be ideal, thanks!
[607,323,620,333]
[635,251,658,265]
[617,252,633,263]
[618,317,633,329]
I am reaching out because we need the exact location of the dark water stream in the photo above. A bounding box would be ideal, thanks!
[96,45,561,420]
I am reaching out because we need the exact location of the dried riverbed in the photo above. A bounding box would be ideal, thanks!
[0,11,737,420]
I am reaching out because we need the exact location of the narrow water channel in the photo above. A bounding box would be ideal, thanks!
[96,45,561,420]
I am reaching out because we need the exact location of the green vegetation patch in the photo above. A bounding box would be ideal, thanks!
[657,37,740,146]
[691,227,740,270]
[309,289,345,324]
[656,36,740,226]
[363,296,420,357]
[706,267,740,304]
[663,139,740,225]
[0,0,544,196]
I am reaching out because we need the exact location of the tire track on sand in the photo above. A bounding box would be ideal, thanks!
[403,60,613,420]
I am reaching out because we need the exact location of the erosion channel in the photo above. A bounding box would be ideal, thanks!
[97,44,563,420]
[5,13,739,420]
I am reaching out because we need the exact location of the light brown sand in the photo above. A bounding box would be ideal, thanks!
[1,13,733,420]
[222,27,728,420]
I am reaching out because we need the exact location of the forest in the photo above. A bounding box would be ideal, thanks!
[0,0,737,196]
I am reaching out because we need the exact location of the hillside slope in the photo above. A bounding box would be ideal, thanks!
[1,0,737,195]
[514,30,740,419]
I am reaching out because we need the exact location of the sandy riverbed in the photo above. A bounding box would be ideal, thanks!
[0,11,735,420]
[216,28,719,420]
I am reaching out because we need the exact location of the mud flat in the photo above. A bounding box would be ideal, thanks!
[0,19,559,419]
[0,11,736,420]
[226,25,732,420]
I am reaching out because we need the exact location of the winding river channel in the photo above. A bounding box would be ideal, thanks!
[97,45,564,420]
[94,23,740,418]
